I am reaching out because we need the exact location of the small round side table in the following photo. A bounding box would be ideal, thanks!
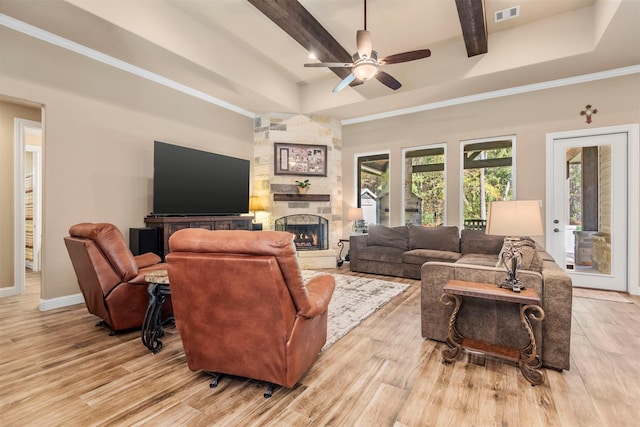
[141,270,173,353]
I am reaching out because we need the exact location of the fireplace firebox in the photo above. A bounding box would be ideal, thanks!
[275,215,329,251]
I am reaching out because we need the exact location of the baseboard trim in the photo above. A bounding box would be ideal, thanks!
[0,286,19,298]
[39,293,85,311]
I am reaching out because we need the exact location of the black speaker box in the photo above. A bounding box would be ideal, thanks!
[129,227,160,257]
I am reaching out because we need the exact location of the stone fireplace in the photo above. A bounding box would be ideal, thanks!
[275,215,329,251]
[253,113,343,269]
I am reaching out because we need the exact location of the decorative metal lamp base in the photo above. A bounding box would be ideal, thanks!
[498,273,525,293]
[499,237,525,293]
[353,219,368,234]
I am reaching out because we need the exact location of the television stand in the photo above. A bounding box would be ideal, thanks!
[144,215,252,259]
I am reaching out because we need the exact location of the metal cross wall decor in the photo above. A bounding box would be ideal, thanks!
[580,104,598,124]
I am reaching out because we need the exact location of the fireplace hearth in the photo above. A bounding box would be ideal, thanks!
[275,215,329,251]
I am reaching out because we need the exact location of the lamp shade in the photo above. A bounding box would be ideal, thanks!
[486,200,543,237]
[348,208,364,220]
[249,196,267,212]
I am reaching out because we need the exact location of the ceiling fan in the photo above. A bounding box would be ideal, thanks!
[304,0,432,93]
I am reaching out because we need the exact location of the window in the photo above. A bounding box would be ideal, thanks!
[403,145,446,226]
[356,153,390,226]
[461,137,514,230]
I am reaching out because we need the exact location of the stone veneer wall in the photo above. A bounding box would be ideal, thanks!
[253,113,343,268]
[592,145,612,273]
[598,145,612,234]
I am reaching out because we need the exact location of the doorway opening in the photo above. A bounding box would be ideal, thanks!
[5,113,43,299]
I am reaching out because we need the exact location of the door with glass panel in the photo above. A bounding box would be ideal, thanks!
[549,133,627,291]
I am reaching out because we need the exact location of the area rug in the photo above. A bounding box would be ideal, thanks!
[302,271,410,351]
[573,287,632,303]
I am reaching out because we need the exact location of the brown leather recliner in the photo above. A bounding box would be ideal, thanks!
[64,223,170,332]
[167,229,335,397]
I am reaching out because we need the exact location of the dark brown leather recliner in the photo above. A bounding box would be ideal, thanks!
[167,229,335,397]
[64,223,170,332]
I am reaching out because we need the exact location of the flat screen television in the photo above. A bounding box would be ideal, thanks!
[152,141,250,216]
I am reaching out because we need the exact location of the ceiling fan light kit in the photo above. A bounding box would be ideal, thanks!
[352,57,378,81]
[305,0,431,93]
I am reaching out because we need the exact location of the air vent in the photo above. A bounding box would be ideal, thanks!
[494,5,520,23]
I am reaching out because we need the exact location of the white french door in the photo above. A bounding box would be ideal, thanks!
[547,132,627,291]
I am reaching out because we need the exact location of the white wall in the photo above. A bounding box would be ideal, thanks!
[342,73,640,293]
[1,41,253,300]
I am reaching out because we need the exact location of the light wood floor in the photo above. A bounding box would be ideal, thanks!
[2,269,640,426]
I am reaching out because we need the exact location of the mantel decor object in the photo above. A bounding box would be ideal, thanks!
[295,179,310,194]
[275,143,327,176]
[485,200,544,292]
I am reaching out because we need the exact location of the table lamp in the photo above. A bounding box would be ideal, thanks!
[348,208,367,234]
[249,196,268,230]
[485,200,544,292]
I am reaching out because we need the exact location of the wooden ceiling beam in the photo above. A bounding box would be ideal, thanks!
[247,0,355,83]
[455,0,488,57]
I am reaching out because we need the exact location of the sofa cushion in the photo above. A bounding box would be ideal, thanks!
[408,225,460,252]
[460,229,505,255]
[456,254,500,267]
[367,225,409,250]
[403,249,462,265]
[358,246,405,264]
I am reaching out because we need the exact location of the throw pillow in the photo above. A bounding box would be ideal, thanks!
[496,238,544,272]
[367,224,409,250]
[408,225,460,252]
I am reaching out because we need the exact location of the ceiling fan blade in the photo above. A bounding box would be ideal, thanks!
[333,73,356,93]
[357,30,373,58]
[304,62,353,68]
[375,71,402,90]
[379,49,431,65]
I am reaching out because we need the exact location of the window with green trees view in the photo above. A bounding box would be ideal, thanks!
[404,145,446,226]
[462,138,514,229]
[357,153,390,226]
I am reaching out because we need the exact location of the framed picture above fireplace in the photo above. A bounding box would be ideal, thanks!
[274,143,327,176]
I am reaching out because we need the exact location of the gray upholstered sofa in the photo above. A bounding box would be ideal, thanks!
[349,225,464,279]
[349,224,507,280]
[349,224,572,371]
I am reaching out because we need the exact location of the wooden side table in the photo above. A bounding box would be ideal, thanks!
[142,270,173,353]
[440,279,546,385]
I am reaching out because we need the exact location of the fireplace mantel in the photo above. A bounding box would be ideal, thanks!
[253,113,342,269]
[273,194,330,202]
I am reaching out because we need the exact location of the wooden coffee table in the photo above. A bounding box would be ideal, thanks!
[142,269,173,353]
[441,279,546,385]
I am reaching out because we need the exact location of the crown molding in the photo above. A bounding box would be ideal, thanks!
[342,65,640,125]
[0,13,256,118]
[3,13,638,126]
